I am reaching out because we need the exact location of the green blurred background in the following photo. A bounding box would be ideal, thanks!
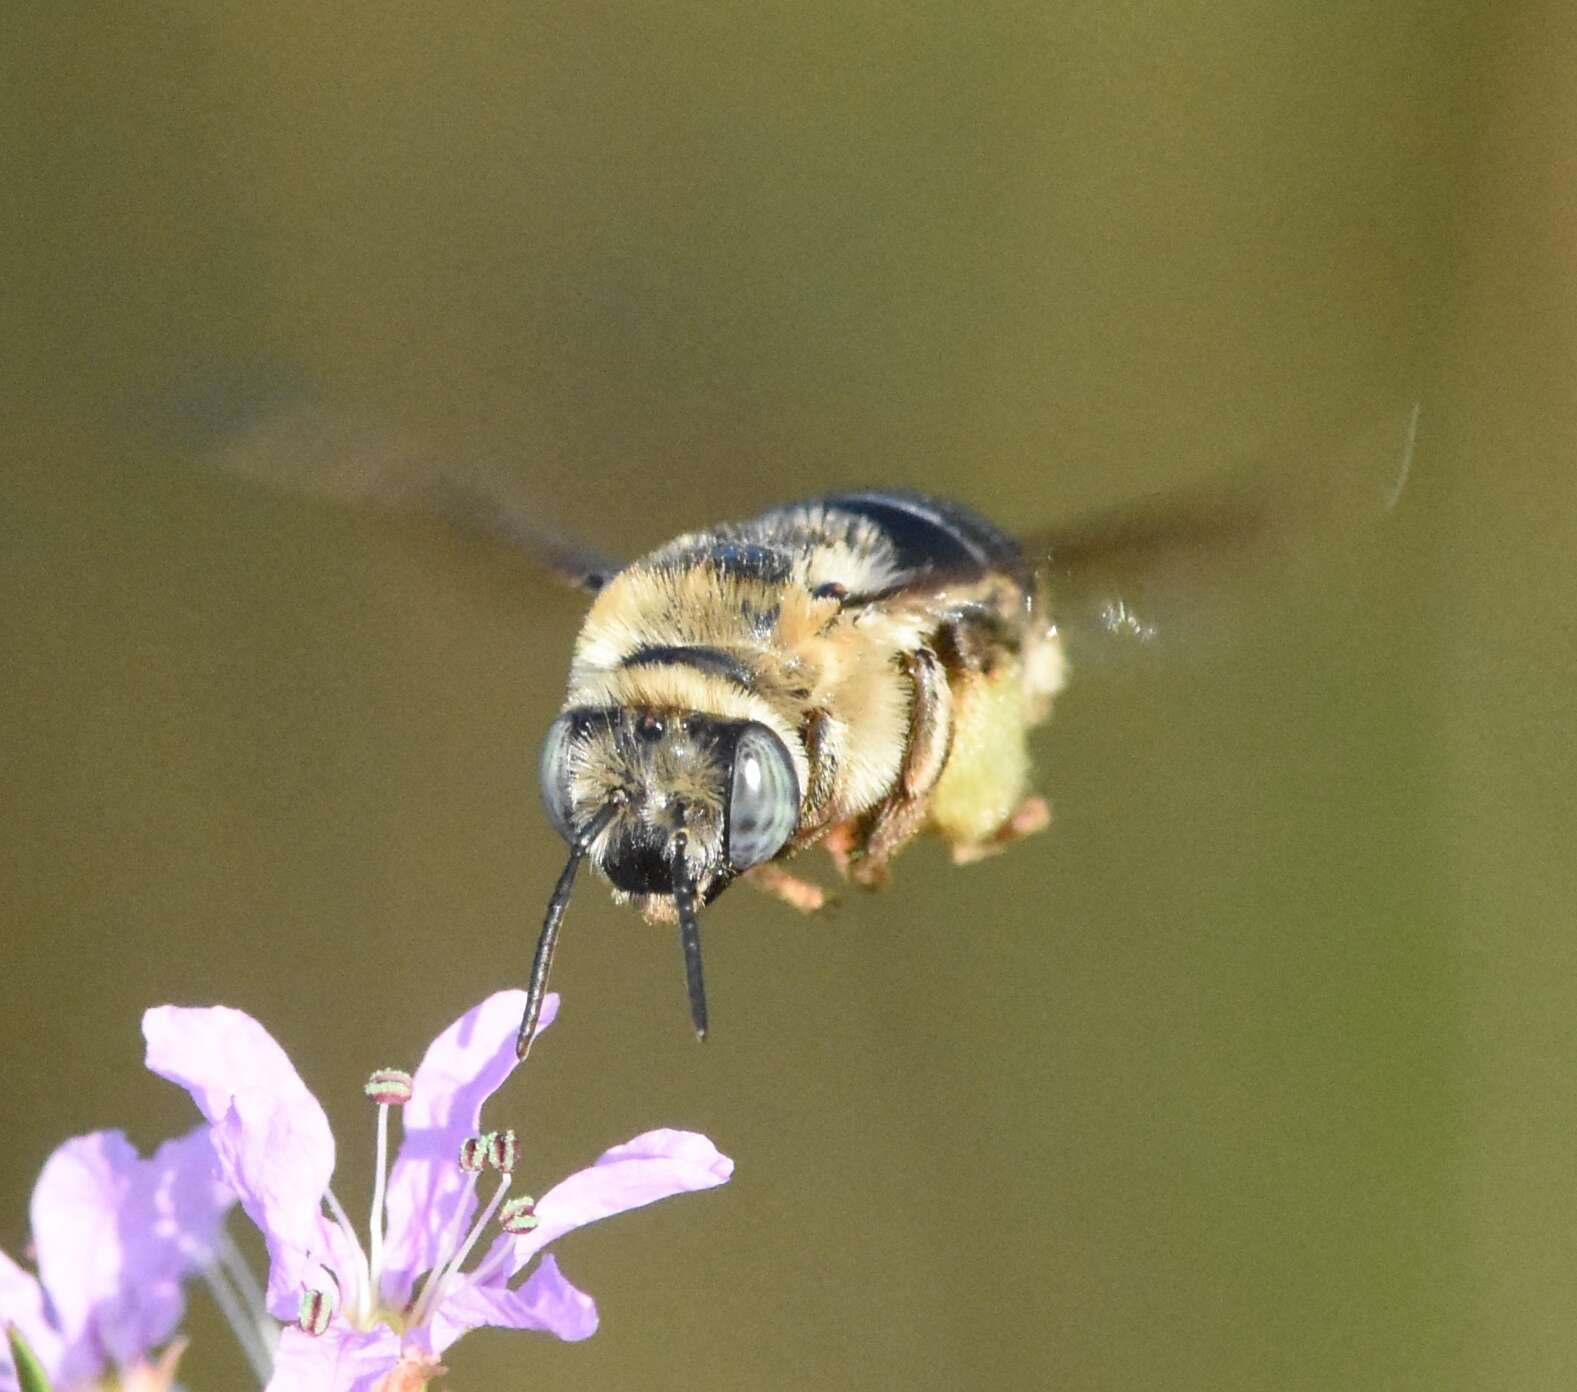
[4,2,1574,1388]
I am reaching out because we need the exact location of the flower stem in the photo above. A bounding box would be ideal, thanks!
[214,1226,278,1369]
[201,1261,275,1386]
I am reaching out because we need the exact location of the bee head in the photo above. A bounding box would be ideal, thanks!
[522,704,800,1048]
[539,707,800,899]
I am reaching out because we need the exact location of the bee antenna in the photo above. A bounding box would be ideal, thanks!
[671,829,709,1042]
[517,798,622,1061]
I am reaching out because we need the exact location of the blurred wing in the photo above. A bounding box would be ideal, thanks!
[1024,404,1419,649]
[416,478,621,593]
[186,386,619,594]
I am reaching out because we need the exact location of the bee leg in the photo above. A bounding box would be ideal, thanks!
[950,795,1052,864]
[795,708,843,839]
[746,862,833,913]
[818,820,861,878]
[847,646,954,888]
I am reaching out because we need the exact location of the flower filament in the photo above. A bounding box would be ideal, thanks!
[299,1072,533,1344]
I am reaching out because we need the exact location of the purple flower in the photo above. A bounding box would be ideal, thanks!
[144,992,733,1392]
[0,1127,233,1392]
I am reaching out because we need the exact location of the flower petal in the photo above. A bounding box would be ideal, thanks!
[264,1324,401,1392]
[112,1128,235,1369]
[426,1254,597,1353]
[211,1094,340,1317]
[144,1007,336,1319]
[378,991,557,1307]
[18,1127,232,1386]
[0,1246,64,1387]
[143,1006,324,1133]
[480,1129,732,1283]
[131,1127,234,1282]
[29,1131,160,1382]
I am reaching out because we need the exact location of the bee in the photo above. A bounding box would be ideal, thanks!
[522,491,1068,1054]
[206,399,1416,1055]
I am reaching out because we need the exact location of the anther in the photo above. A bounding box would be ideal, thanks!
[487,1129,519,1174]
[363,1069,414,1106]
[499,1195,539,1234]
[459,1134,493,1173]
[297,1288,335,1336]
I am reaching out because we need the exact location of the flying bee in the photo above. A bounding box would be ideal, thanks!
[524,491,1068,1054]
[205,399,1417,1055]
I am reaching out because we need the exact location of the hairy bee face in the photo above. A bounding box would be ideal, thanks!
[539,706,800,906]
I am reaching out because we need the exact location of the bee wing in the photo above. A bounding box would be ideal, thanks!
[1025,405,1418,649]
[183,383,619,593]
[851,406,1419,655]
[411,478,620,593]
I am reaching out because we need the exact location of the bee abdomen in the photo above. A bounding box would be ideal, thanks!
[810,489,1026,584]
[660,540,796,585]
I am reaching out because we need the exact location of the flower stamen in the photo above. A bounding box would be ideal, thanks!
[467,1193,540,1289]
[364,1068,414,1302]
[410,1133,517,1326]
[488,1128,519,1175]
[298,1287,336,1337]
[499,1195,538,1233]
[323,1186,373,1324]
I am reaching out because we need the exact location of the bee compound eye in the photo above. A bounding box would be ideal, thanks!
[726,724,800,870]
[538,714,579,844]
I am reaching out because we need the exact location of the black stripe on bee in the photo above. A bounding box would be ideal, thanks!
[664,540,795,585]
[621,644,757,692]
[813,489,1027,584]
[708,542,794,583]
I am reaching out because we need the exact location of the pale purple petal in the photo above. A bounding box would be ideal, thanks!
[4,1130,230,1389]
[478,1129,733,1283]
[427,1254,597,1352]
[264,1323,401,1392]
[210,1094,338,1318]
[143,1006,325,1134]
[379,991,558,1307]
[130,1128,234,1282]
[106,1127,235,1369]
[30,1131,154,1382]
[144,1007,336,1319]
[310,1208,370,1311]
[0,1247,63,1388]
